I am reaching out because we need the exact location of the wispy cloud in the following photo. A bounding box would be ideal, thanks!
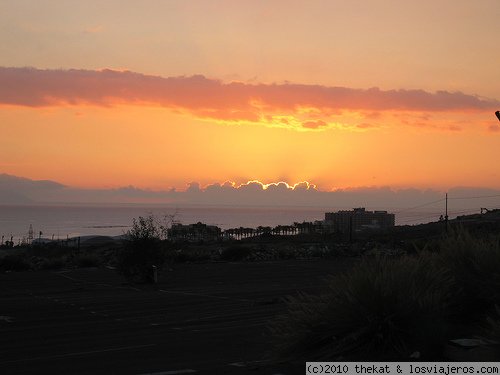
[1,67,498,131]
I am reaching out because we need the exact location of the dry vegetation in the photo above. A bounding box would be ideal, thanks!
[269,228,500,360]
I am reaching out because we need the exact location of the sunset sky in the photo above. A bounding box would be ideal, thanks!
[1,0,499,194]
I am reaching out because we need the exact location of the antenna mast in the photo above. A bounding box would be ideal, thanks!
[28,224,34,245]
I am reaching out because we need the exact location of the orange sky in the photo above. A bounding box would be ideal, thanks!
[0,1,499,192]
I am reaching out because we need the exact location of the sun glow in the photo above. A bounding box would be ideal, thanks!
[228,180,317,191]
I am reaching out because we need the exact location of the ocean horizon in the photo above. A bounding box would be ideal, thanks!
[0,203,455,243]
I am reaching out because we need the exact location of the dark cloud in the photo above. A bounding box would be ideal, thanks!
[2,174,500,217]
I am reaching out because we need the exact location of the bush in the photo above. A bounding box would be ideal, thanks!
[277,247,297,259]
[74,253,100,268]
[116,215,169,283]
[128,215,168,241]
[480,306,500,343]
[31,244,70,259]
[0,254,33,271]
[172,248,214,262]
[117,237,166,282]
[270,229,500,361]
[39,257,66,270]
[434,229,500,320]
[270,255,454,361]
[220,245,254,261]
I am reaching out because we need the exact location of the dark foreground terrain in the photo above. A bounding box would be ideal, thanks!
[0,259,355,374]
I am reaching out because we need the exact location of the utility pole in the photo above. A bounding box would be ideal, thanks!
[445,193,449,234]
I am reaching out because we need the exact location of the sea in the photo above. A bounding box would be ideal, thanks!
[0,204,450,243]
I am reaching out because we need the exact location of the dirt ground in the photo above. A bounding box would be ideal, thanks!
[0,258,356,374]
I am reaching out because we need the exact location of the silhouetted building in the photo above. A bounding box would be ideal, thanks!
[324,207,395,233]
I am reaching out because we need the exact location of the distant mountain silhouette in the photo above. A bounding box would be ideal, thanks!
[0,174,63,204]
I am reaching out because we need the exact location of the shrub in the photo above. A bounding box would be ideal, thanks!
[74,253,100,268]
[480,306,500,343]
[31,244,70,259]
[172,248,214,262]
[39,257,66,270]
[128,215,168,241]
[117,237,166,282]
[220,245,254,261]
[116,215,169,283]
[0,254,32,271]
[269,228,500,361]
[270,255,454,361]
[277,247,297,259]
[435,229,500,320]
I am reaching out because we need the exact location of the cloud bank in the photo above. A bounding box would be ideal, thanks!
[1,67,498,131]
[2,174,499,226]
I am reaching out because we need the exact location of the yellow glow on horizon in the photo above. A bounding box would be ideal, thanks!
[1,103,500,192]
[189,109,368,132]
[1,0,500,201]
[228,180,317,191]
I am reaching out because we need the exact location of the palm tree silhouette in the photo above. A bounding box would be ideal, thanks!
[496,111,500,122]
